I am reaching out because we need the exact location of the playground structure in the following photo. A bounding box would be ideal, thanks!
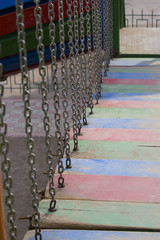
[1,1,160,240]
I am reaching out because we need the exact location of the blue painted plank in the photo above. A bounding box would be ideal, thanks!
[25,230,160,240]
[63,158,160,177]
[110,59,160,67]
[104,72,160,80]
[0,0,31,10]
[84,118,160,130]
[93,92,160,101]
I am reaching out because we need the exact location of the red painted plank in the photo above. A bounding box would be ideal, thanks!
[51,174,160,202]
[102,78,160,86]
[70,128,160,142]
[93,100,160,109]
[0,1,90,36]
[0,2,58,36]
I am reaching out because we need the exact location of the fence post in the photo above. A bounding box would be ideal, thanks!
[113,0,120,56]
[0,174,7,240]
[113,0,125,57]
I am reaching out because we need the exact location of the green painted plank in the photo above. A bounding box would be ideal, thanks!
[70,140,160,161]
[109,67,160,73]
[101,84,160,93]
[86,107,160,119]
[38,200,160,230]
[0,15,91,58]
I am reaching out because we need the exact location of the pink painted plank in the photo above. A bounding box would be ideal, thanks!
[70,128,160,142]
[52,174,160,202]
[93,100,160,109]
[102,78,160,86]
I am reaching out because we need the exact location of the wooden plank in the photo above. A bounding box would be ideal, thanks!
[70,128,160,142]
[101,84,160,93]
[86,107,160,119]
[110,67,160,74]
[46,174,160,202]
[70,140,160,161]
[102,78,160,86]
[38,199,160,230]
[93,92,160,101]
[93,100,160,109]
[23,229,160,240]
[104,72,160,80]
[83,118,160,130]
[62,158,160,177]
[110,58,160,67]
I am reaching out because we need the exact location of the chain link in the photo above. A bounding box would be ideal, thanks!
[58,0,72,174]
[0,82,17,240]
[34,0,56,212]
[48,0,65,189]
[85,0,94,114]
[16,1,42,239]
[109,0,113,59]
[103,0,110,76]
[66,0,79,151]
[79,0,88,126]
[73,0,83,135]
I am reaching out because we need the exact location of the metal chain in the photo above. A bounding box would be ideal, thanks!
[73,0,82,135]
[58,0,72,174]
[0,78,17,239]
[34,0,56,212]
[92,0,99,104]
[109,0,113,59]
[85,0,94,114]
[96,0,103,96]
[48,0,65,188]
[103,0,110,76]
[16,1,42,239]
[66,0,79,151]
[79,0,88,125]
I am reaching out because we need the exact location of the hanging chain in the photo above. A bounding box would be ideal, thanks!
[66,0,79,151]
[79,0,88,125]
[0,76,17,239]
[91,0,99,104]
[103,0,110,76]
[109,0,113,59]
[86,0,94,114]
[34,0,56,212]
[58,0,72,174]
[16,1,42,239]
[48,0,65,189]
[97,0,103,95]
[73,0,82,135]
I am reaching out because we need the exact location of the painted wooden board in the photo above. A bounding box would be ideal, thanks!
[110,59,160,67]
[110,67,160,74]
[101,84,160,93]
[93,100,160,109]
[23,229,160,240]
[63,158,160,177]
[102,78,160,86]
[70,128,160,142]
[38,199,160,230]
[70,140,160,161]
[104,72,160,80]
[93,92,160,101]
[0,1,90,36]
[83,118,160,130]
[86,107,160,119]
[46,174,160,202]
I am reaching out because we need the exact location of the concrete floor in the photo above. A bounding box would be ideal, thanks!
[120,28,160,54]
